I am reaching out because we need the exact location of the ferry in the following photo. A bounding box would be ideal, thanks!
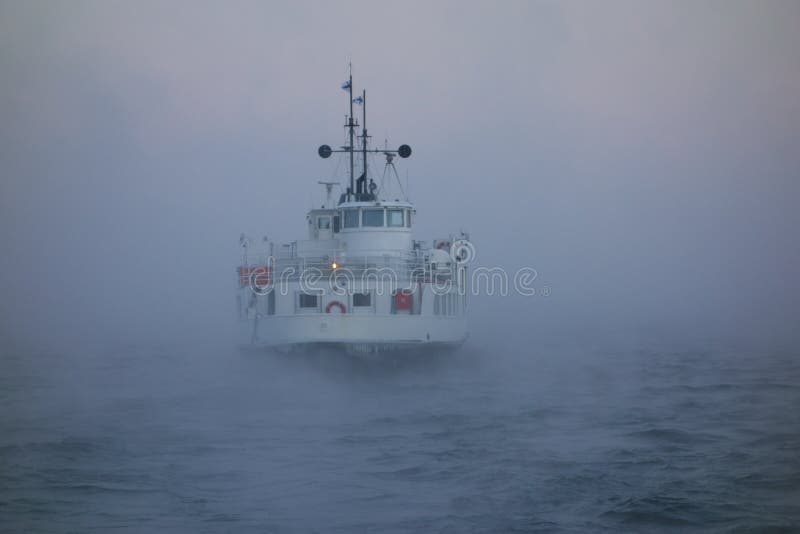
[236,72,470,354]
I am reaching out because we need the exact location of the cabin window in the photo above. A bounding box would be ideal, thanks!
[344,209,359,228]
[362,209,384,227]
[387,209,404,227]
[353,292,371,307]
[265,291,275,315]
[317,216,331,229]
[332,215,340,233]
[299,293,318,309]
[405,210,413,227]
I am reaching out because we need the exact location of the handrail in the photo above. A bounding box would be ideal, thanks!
[238,251,455,282]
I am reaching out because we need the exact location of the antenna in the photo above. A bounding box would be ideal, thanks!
[382,151,406,199]
[317,180,340,207]
[317,67,412,204]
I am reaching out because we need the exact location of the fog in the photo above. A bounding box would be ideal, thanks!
[2,1,799,351]
[2,3,800,530]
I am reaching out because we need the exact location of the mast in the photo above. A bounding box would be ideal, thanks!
[361,89,367,195]
[347,68,354,201]
[317,68,412,203]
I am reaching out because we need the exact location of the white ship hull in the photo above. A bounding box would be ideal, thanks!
[240,313,468,354]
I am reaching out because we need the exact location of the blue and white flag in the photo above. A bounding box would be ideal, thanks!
[341,80,351,91]
[352,95,363,105]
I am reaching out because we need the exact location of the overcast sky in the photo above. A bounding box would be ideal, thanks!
[2,1,798,349]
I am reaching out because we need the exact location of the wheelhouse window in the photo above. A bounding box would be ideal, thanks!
[387,209,404,227]
[344,209,359,228]
[317,216,331,229]
[353,292,371,307]
[405,209,413,227]
[299,293,318,308]
[362,209,384,227]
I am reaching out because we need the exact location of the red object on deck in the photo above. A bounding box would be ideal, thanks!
[239,266,271,287]
[394,290,412,310]
[325,300,346,314]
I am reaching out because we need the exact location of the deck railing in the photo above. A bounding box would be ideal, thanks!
[238,250,455,286]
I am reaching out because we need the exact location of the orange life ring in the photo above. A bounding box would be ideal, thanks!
[325,300,346,314]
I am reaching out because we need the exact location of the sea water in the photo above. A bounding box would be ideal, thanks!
[1,339,798,532]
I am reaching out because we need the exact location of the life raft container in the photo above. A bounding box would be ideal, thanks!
[239,266,271,287]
